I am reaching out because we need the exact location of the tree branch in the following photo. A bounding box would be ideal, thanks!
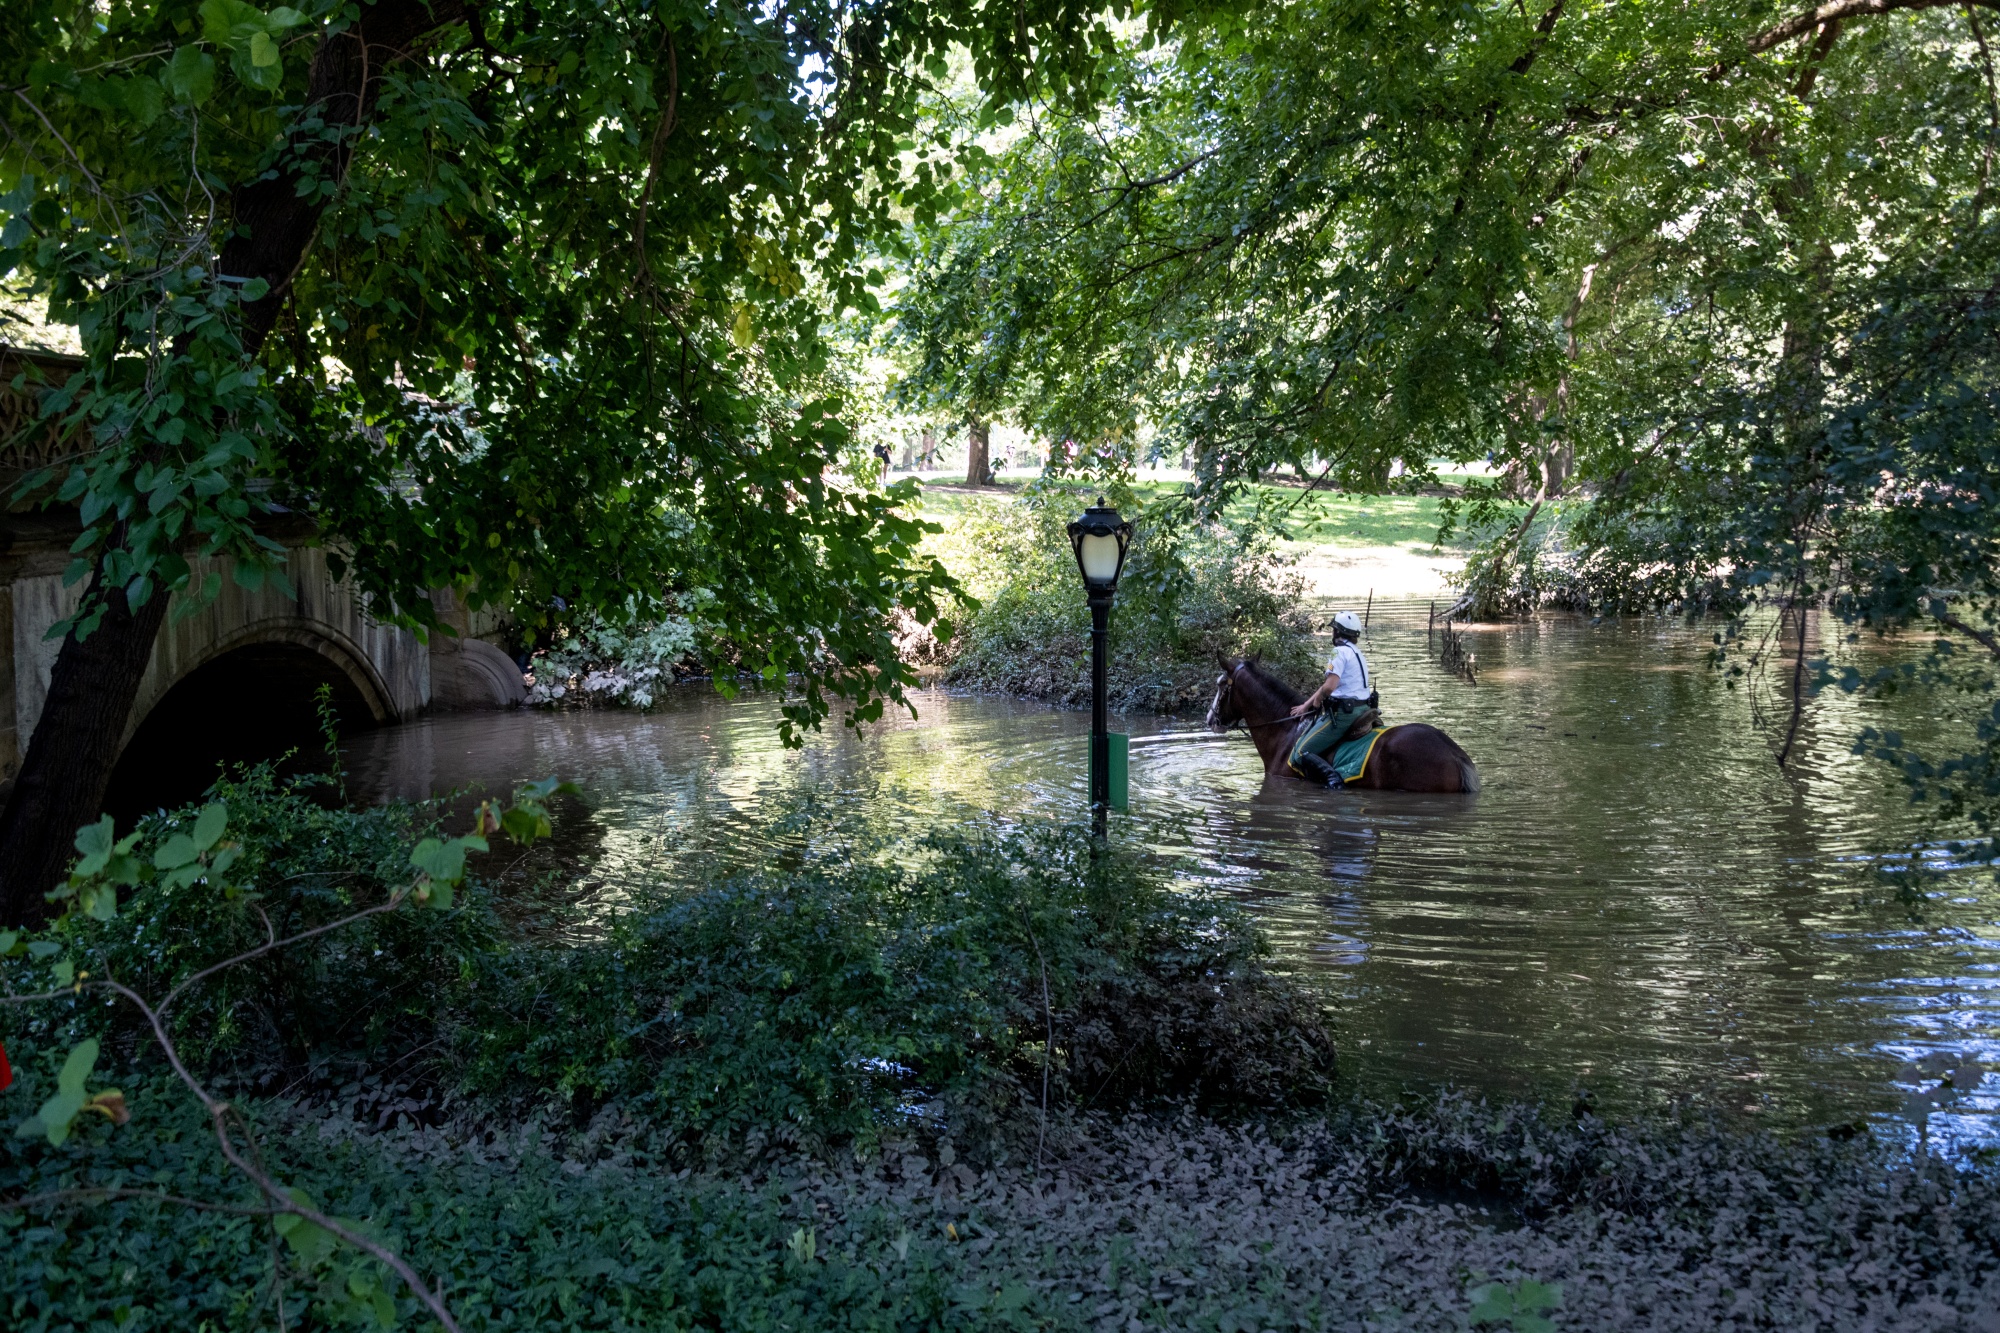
[99,976,466,1333]
[1791,17,1845,98]
[1933,605,2000,660]
[223,0,473,352]
[1969,5,2000,221]
[159,893,406,1019]
[1114,150,1218,194]
[1279,459,1339,521]
[1747,0,1997,53]
[633,28,680,301]
[1777,592,1813,769]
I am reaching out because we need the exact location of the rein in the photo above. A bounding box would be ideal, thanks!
[1231,715,1301,731]
[1217,668,1309,733]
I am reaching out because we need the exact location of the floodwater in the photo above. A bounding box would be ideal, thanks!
[343,602,1999,1140]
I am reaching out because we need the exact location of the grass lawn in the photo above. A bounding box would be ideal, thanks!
[904,476,1497,552]
[1270,489,1480,551]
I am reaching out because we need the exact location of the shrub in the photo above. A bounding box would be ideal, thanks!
[524,602,710,707]
[1450,502,1745,620]
[20,781,1337,1160]
[455,819,1339,1156]
[927,481,1320,711]
[1,775,567,1331]
[31,768,503,1079]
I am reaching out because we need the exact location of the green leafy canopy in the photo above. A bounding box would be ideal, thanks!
[891,0,2000,848]
[0,0,1174,741]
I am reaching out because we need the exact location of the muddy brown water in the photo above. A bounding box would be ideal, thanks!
[343,602,1998,1145]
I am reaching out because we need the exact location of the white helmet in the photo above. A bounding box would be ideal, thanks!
[1330,610,1364,637]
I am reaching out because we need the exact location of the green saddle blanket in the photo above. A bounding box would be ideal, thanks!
[1331,727,1389,784]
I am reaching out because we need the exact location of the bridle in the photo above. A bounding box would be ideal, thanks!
[1212,665,1307,733]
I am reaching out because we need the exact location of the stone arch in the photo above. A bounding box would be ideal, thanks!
[124,617,400,741]
[101,620,398,826]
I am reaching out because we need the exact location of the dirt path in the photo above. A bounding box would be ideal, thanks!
[1285,540,1463,601]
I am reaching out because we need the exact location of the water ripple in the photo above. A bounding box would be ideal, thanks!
[345,602,1995,1143]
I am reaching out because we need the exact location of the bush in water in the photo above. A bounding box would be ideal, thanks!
[19,780,1337,1161]
[524,603,710,708]
[926,480,1320,711]
[455,819,1339,1156]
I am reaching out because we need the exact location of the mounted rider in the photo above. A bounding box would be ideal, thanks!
[1287,610,1378,788]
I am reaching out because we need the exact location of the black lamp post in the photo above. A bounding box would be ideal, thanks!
[1066,497,1133,835]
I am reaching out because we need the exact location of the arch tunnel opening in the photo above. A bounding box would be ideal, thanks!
[102,642,381,827]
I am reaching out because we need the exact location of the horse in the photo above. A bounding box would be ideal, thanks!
[1206,657,1480,794]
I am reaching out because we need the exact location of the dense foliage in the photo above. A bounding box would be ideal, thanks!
[893,0,2000,846]
[896,1,1994,560]
[15,774,1337,1152]
[0,0,1056,729]
[458,821,1338,1153]
[923,482,1318,711]
[0,768,565,1327]
[9,1079,2000,1330]
[0,770,1338,1324]
[7,773,2000,1330]
[26,770,502,1072]
[0,0,1224,913]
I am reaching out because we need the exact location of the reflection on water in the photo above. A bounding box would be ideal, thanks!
[344,602,1999,1140]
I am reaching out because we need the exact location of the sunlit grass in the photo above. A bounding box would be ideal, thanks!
[1274,490,1477,550]
[905,476,1495,551]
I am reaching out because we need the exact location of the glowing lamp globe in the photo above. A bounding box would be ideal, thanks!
[1067,499,1133,595]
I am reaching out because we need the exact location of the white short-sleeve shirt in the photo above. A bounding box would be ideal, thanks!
[1325,642,1371,699]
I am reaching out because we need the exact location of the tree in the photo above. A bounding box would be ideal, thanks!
[966,416,992,484]
[894,0,2000,827]
[899,1,1992,502]
[0,0,1146,922]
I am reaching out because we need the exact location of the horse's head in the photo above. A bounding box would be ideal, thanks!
[1205,657,1245,732]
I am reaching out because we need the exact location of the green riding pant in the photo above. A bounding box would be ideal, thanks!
[1289,698,1372,773]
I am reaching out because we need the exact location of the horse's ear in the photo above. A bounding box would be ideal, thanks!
[1247,652,1263,668]
[1215,651,1232,670]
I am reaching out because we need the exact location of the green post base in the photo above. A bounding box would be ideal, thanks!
[1107,732,1128,811]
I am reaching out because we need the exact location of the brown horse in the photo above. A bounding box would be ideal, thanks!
[1206,657,1479,793]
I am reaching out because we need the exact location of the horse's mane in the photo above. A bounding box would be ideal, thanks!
[1232,657,1305,709]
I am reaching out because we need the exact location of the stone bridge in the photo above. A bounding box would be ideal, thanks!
[0,345,524,819]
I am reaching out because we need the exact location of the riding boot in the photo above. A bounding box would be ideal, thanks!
[1295,751,1342,789]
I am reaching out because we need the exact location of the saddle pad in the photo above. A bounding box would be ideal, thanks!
[1331,727,1390,784]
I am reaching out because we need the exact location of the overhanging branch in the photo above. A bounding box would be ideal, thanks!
[1747,0,1997,54]
[1933,604,2000,660]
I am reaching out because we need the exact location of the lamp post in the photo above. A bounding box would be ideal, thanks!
[1066,497,1133,836]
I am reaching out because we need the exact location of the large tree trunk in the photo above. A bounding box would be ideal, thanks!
[226,0,469,346]
[966,418,992,486]
[0,581,171,924]
[0,0,467,926]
